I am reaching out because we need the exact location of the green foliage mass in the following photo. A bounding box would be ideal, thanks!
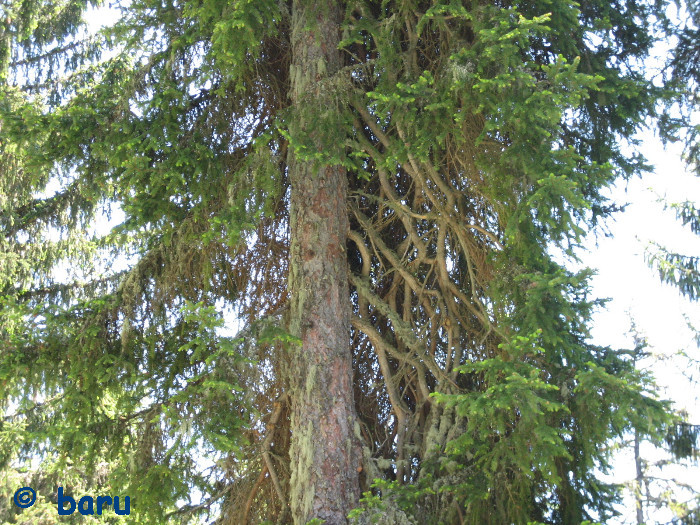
[0,0,695,523]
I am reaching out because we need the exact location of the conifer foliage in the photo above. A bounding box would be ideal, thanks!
[0,0,691,523]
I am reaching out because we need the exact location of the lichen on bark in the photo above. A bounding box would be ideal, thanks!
[284,1,361,523]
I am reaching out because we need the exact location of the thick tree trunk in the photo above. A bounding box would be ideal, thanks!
[285,1,360,523]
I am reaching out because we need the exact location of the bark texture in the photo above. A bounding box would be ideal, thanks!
[286,1,360,523]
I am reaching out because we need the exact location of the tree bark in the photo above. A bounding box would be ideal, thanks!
[634,431,645,525]
[286,1,360,523]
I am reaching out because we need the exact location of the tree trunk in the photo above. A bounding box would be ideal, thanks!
[634,431,645,525]
[286,1,360,523]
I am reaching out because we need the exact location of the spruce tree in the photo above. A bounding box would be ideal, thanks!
[0,1,691,524]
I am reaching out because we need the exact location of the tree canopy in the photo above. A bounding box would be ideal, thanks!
[0,0,696,523]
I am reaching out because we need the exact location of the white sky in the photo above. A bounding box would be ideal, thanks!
[583,133,699,409]
[581,132,700,524]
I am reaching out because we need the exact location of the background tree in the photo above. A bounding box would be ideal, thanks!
[0,0,693,524]
[609,321,700,525]
[643,197,700,523]
[638,2,700,521]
